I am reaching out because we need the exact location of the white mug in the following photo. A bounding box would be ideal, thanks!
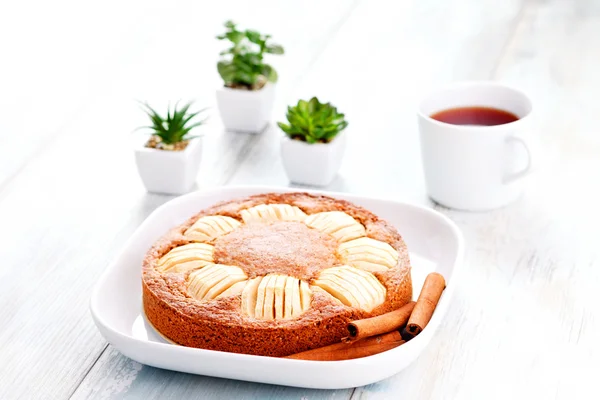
[418,82,533,211]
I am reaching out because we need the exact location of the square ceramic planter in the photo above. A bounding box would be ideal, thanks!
[280,132,346,186]
[134,137,203,195]
[216,83,275,133]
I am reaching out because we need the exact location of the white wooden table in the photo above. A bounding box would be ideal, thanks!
[1,0,599,398]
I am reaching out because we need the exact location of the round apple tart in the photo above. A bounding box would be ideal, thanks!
[142,192,413,357]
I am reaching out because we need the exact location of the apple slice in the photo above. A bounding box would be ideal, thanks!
[187,264,247,301]
[338,237,399,272]
[241,277,262,317]
[240,204,307,224]
[304,211,366,242]
[157,243,214,273]
[313,266,386,312]
[184,215,241,242]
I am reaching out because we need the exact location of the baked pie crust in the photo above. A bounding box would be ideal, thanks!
[142,192,412,357]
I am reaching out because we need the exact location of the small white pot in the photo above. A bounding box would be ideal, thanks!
[280,132,347,186]
[134,137,203,195]
[216,83,275,133]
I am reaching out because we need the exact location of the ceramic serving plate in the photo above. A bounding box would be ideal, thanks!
[90,186,464,389]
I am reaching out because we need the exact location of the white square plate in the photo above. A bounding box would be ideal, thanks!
[90,186,464,389]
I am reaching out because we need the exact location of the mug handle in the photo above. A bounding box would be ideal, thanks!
[503,136,532,184]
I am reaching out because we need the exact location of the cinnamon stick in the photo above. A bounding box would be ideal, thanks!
[346,301,416,342]
[285,331,404,361]
[406,272,446,336]
[400,327,416,341]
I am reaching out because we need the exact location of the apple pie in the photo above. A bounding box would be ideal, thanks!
[142,192,413,357]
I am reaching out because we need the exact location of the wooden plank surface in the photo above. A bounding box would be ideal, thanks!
[0,1,183,188]
[353,1,600,399]
[1,0,599,399]
[69,0,526,399]
[70,346,352,400]
[0,1,359,399]
[228,0,526,201]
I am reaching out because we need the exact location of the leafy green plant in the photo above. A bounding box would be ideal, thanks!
[216,20,284,90]
[138,101,207,149]
[278,97,348,144]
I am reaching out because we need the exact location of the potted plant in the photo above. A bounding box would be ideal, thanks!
[134,101,208,195]
[215,20,284,133]
[278,97,349,186]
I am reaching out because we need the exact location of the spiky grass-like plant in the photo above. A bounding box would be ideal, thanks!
[138,101,207,150]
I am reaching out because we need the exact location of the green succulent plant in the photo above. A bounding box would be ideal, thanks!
[216,20,284,90]
[138,101,208,148]
[277,97,348,144]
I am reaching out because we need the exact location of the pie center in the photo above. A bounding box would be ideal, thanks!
[213,221,339,280]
